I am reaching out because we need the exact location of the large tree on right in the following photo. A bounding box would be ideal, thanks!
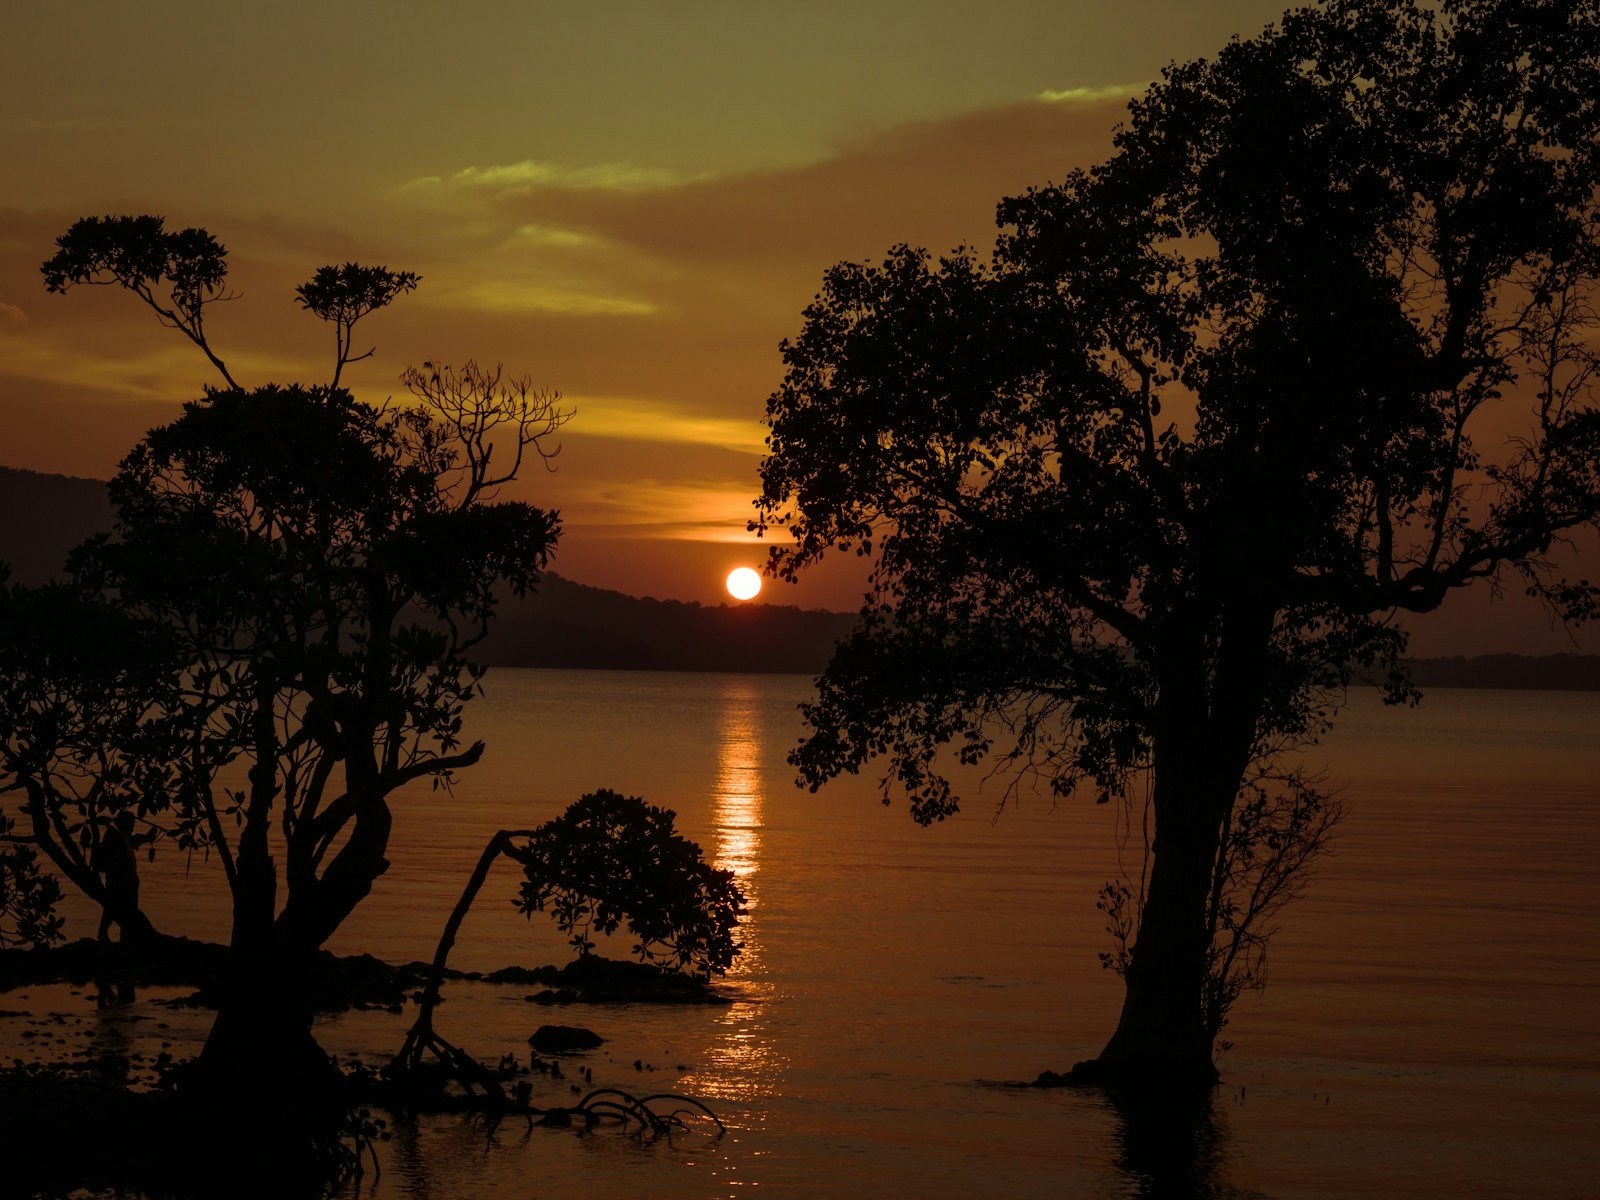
[756,0,1600,1087]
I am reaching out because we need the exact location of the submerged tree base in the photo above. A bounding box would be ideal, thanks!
[1031,1055,1221,1091]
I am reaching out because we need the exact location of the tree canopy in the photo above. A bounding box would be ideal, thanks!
[756,0,1600,1080]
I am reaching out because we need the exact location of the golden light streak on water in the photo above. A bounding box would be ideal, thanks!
[693,676,788,1118]
[713,676,765,891]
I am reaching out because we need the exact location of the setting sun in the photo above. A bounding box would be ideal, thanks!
[726,566,762,601]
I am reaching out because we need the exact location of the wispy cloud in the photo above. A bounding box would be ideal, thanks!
[571,395,765,454]
[561,479,762,542]
[0,328,310,403]
[406,159,703,196]
[424,279,658,317]
[1038,82,1146,104]
[506,223,611,251]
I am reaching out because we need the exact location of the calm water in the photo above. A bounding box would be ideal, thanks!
[7,670,1598,1197]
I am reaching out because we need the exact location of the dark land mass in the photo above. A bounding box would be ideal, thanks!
[0,465,114,586]
[1403,652,1600,691]
[478,571,856,675]
[0,937,729,1010]
[2,465,1596,685]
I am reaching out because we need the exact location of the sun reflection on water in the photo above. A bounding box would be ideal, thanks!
[688,678,788,1118]
[713,681,765,892]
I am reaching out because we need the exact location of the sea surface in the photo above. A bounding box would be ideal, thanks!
[6,669,1598,1198]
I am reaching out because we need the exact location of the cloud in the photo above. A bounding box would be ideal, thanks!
[569,395,765,454]
[0,302,27,328]
[422,279,659,318]
[406,159,701,196]
[506,223,611,251]
[559,478,764,542]
[1,94,1135,582]
[1038,82,1147,104]
[452,94,1133,278]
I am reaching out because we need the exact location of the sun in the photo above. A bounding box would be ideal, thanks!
[725,567,762,601]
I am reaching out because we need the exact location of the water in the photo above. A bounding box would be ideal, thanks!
[6,671,1598,1197]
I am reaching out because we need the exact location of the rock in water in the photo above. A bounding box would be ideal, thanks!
[529,1024,604,1053]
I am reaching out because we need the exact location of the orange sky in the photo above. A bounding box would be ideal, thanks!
[1,2,1593,653]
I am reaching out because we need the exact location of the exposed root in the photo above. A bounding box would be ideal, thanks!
[538,1088,726,1136]
[381,1042,726,1138]
[389,1023,511,1108]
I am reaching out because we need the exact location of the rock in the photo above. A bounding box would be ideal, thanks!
[525,988,579,1005]
[528,1025,604,1054]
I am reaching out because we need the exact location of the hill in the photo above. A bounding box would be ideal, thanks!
[480,573,855,674]
[0,466,114,585]
[1404,653,1600,692]
[4,465,1598,683]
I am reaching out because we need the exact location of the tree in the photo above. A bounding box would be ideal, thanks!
[755,0,1600,1086]
[510,789,744,977]
[392,791,743,1101]
[39,215,570,1111]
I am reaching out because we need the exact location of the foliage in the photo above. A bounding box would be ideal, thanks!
[41,214,240,387]
[72,378,564,955]
[755,0,1600,1064]
[0,568,177,942]
[509,790,744,978]
[296,263,421,386]
[0,813,63,948]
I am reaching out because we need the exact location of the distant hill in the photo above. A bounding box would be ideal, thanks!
[481,574,856,674]
[0,464,854,674]
[1405,653,1600,692]
[3,464,1598,684]
[0,466,113,585]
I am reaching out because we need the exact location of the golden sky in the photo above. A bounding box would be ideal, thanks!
[0,1,1592,651]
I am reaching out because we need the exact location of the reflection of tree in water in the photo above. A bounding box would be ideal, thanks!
[1107,1087,1249,1200]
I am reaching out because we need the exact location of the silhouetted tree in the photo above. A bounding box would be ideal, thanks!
[296,262,420,387]
[510,789,744,976]
[75,381,562,1096]
[757,0,1600,1086]
[42,215,242,388]
[40,217,569,1116]
[392,791,743,1100]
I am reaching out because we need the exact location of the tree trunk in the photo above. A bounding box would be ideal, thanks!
[181,928,351,1192]
[196,933,328,1091]
[192,806,333,1103]
[1069,734,1240,1088]
[99,891,162,946]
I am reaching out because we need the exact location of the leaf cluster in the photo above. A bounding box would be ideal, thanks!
[508,790,744,979]
[0,569,179,929]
